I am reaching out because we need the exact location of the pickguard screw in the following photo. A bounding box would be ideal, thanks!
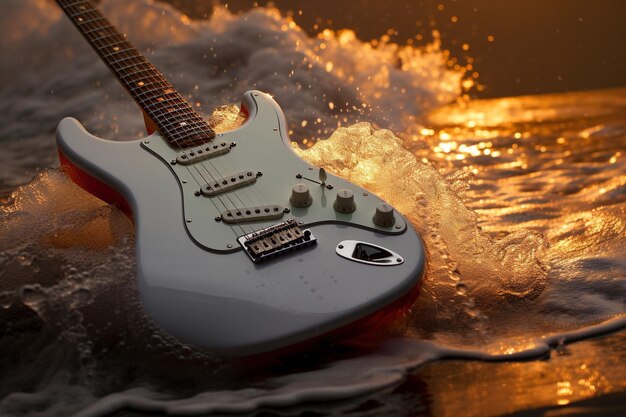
[182,179,187,184]
[397,258,402,262]
[186,219,192,223]
[230,142,237,147]
[257,172,263,177]
[215,216,222,221]
[298,221,304,225]
[395,225,401,229]
[194,190,201,196]
[170,160,177,165]
[296,174,303,179]
[227,244,233,248]
[363,192,368,196]
[326,184,334,190]
[284,207,290,213]
[273,128,278,131]
[144,140,150,144]
[338,244,344,249]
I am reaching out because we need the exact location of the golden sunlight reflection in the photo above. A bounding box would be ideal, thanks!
[420,334,626,417]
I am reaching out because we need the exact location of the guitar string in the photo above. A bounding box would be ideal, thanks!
[145,92,250,238]
[201,115,275,236]
[216,114,276,235]
[163,98,256,236]
[130,73,251,238]
[59,0,249,239]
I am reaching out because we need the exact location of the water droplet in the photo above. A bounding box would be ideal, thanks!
[72,288,93,307]
[17,252,33,266]
[455,282,468,295]
[20,285,47,310]
[0,292,13,309]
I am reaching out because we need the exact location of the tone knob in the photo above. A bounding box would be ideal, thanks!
[333,189,356,213]
[373,203,396,227]
[290,183,312,208]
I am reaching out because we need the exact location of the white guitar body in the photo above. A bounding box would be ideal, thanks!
[56,90,425,357]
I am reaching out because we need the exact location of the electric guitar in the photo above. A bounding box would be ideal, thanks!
[54,0,425,357]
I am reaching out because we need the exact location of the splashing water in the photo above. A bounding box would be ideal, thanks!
[1,1,625,416]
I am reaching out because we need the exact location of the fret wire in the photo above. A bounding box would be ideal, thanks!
[118,64,158,77]
[101,46,138,59]
[92,29,122,42]
[114,61,153,73]
[77,16,108,27]
[66,8,93,18]
[84,26,119,40]
[66,6,98,18]
[99,40,130,50]
[124,74,165,89]
[119,66,159,79]
[84,26,118,38]
[73,18,104,34]
[111,60,151,74]
[126,73,168,87]
[74,15,104,28]
[59,0,91,8]
[100,43,137,56]
[109,54,145,67]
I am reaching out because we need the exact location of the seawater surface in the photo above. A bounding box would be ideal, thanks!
[0,1,625,416]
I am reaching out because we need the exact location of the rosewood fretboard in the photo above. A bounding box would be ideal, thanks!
[56,0,215,148]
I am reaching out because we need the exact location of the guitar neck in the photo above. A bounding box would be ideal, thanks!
[56,0,215,148]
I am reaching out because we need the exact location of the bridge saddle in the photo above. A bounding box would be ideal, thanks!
[238,219,317,263]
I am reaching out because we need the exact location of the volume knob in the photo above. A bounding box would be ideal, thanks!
[290,183,312,208]
[333,189,356,213]
[373,203,396,227]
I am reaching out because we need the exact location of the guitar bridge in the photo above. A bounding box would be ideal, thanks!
[238,219,316,263]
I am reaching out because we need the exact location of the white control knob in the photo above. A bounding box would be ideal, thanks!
[373,203,396,227]
[290,183,312,208]
[333,189,356,213]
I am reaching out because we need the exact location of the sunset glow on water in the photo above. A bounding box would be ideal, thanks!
[0,1,625,416]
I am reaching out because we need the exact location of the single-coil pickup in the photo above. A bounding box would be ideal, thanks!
[176,141,235,165]
[221,204,284,224]
[238,219,316,263]
[201,170,259,196]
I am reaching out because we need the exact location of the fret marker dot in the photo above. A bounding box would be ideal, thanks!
[113,46,120,51]
[78,17,84,22]
[137,81,145,87]
[179,122,187,127]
